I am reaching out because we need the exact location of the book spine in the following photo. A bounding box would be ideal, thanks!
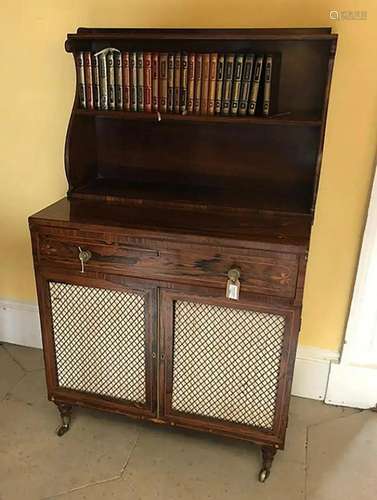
[130,52,137,112]
[193,54,202,115]
[263,56,272,116]
[174,53,181,114]
[167,54,174,112]
[208,53,218,115]
[83,51,93,110]
[159,53,168,113]
[152,53,159,112]
[201,54,210,115]
[144,52,152,113]
[214,54,225,114]
[98,52,108,110]
[114,52,123,110]
[76,51,86,109]
[122,52,130,111]
[221,54,235,115]
[238,54,254,116]
[230,54,244,115]
[248,55,264,116]
[137,52,144,112]
[180,52,188,113]
[92,54,100,110]
[187,53,195,114]
[107,51,115,110]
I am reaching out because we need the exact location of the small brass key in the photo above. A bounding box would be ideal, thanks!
[78,247,92,273]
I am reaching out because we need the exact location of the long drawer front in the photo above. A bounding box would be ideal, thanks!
[37,228,299,299]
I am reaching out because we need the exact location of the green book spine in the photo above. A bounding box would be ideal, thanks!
[137,52,144,112]
[98,52,108,110]
[248,55,264,116]
[114,52,123,110]
[214,54,224,115]
[107,51,115,110]
[221,54,235,115]
[130,52,137,112]
[238,54,254,116]
[230,54,244,115]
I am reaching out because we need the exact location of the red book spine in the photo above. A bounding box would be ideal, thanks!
[144,52,152,112]
[122,52,130,111]
[84,51,93,110]
[152,53,159,112]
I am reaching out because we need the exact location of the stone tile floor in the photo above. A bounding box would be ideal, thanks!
[0,342,375,500]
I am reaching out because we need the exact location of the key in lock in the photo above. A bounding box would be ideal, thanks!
[226,268,241,300]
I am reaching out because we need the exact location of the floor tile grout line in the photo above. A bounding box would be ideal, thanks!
[120,428,141,479]
[304,424,309,500]
[306,408,364,430]
[2,343,28,373]
[41,475,122,499]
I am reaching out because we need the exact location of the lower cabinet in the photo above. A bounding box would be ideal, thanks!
[36,270,300,481]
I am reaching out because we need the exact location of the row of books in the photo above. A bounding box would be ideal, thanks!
[76,49,281,117]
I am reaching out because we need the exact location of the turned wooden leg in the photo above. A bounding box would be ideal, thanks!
[259,445,277,482]
[55,403,72,437]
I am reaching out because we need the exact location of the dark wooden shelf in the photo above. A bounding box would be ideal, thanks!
[75,109,322,127]
[69,178,313,216]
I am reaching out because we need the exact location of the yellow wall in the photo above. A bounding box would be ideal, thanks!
[1,0,376,352]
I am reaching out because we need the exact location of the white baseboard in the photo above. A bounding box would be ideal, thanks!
[0,298,339,401]
[292,345,340,400]
[325,362,377,409]
[0,299,42,349]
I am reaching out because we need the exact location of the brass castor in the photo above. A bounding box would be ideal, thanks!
[259,445,277,482]
[55,403,72,437]
[258,468,270,483]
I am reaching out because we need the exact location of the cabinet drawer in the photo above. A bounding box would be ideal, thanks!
[37,232,299,299]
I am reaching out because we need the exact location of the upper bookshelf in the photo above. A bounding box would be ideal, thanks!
[64,28,337,217]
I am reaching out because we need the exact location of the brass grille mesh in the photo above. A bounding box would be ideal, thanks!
[49,282,146,403]
[171,300,285,430]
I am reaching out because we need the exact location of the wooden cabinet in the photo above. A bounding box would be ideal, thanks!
[29,28,337,482]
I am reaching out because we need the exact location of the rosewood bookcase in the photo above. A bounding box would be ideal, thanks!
[29,28,337,482]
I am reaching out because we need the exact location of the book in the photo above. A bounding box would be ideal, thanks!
[159,53,168,112]
[180,52,188,113]
[263,53,281,116]
[193,54,202,114]
[107,51,115,110]
[221,53,235,115]
[187,53,195,113]
[208,53,218,115]
[174,53,181,113]
[83,51,94,110]
[144,52,152,113]
[76,51,86,109]
[248,55,264,115]
[92,54,100,110]
[98,51,108,110]
[137,52,144,112]
[230,54,244,115]
[167,54,174,112]
[214,54,225,114]
[130,52,137,112]
[238,54,254,116]
[122,52,130,111]
[152,53,159,112]
[200,54,210,115]
[114,51,123,110]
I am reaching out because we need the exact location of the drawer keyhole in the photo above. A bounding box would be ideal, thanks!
[78,247,92,273]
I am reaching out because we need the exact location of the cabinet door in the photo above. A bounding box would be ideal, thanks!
[37,271,157,418]
[159,289,299,446]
